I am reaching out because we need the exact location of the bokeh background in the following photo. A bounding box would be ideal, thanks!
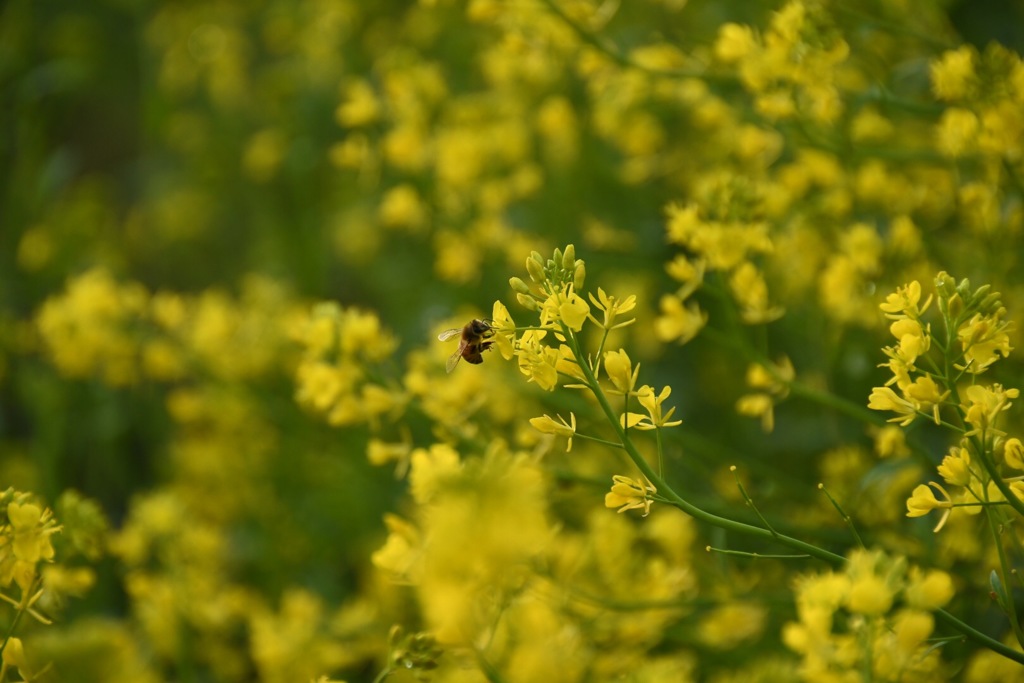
[3,0,1024,681]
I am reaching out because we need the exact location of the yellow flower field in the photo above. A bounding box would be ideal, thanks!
[3,1,1024,681]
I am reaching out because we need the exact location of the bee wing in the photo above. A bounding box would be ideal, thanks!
[437,328,462,342]
[445,346,464,373]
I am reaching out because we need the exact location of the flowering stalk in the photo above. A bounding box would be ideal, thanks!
[562,323,844,564]
[510,247,1024,666]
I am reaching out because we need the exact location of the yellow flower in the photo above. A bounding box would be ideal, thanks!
[847,573,893,615]
[844,549,903,616]
[335,79,380,127]
[930,45,977,101]
[605,475,657,517]
[1004,437,1024,470]
[738,358,793,431]
[587,288,637,330]
[729,262,784,323]
[1,637,29,677]
[540,285,590,332]
[962,383,1020,436]
[371,514,421,581]
[906,482,952,532]
[873,425,909,459]
[879,281,929,318]
[957,313,1013,373]
[937,108,979,157]
[868,386,918,426]
[736,393,775,432]
[714,23,757,63]
[604,349,638,395]
[904,376,950,424]
[937,446,971,487]
[8,502,58,564]
[528,413,576,452]
[904,567,954,610]
[889,317,930,365]
[623,385,683,430]
[655,293,707,344]
[490,300,517,360]
[409,444,462,505]
[516,330,559,391]
[559,290,591,332]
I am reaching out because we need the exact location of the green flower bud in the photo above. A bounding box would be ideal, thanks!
[573,260,586,292]
[509,276,531,295]
[934,271,956,298]
[526,255,546,284]
[562,244,576,271]
[517,292,539,310]
[947,293,963,320]
[978,291,1003,314]
[969,283,991,306]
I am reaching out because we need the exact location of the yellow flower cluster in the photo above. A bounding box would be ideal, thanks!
[735,357,794,432]
[293,302,404,428]
[784,549,954,681]
[37,269,299,385]
[0,489,108,681]
[868,273,1024,605]
[716,2,849,123]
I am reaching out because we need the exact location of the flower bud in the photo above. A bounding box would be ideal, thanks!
[509,276,531,295]
[517,293,539,310]
[970,283,990,304]
[561,243,576,271]
[947,293,963,320]
[934,271,955,297]
[573,261,586,291]
[526,255,546,284]
[978,290,1003,314]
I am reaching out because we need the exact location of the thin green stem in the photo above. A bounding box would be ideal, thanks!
[574,432,626,449]
[818,483,866,549]
[708,547,809,560]
[655,427,664,478]
[984,500,1024,647]
[733,471,779,537]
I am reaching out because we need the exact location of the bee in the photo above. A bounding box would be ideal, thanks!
[437,318,495,373]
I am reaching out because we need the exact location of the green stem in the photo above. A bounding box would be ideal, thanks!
[575,432,626,449]
[818,484,866,549]
[984,496,1024,647]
